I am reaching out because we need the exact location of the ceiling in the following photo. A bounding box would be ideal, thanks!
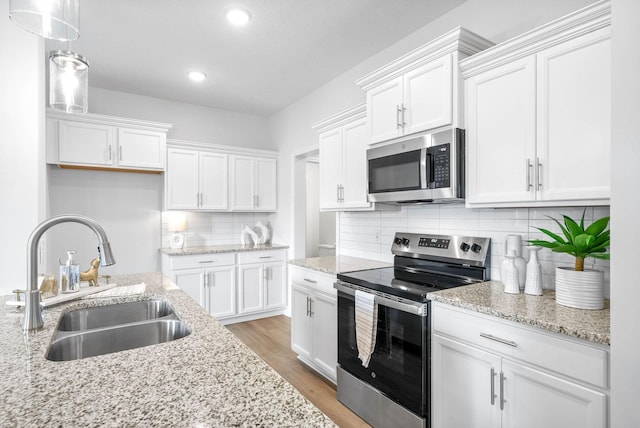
[45,0,466,117]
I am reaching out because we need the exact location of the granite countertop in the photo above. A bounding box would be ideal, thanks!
[0,273,335,427]
[427,280,610,345]
[160,243,289,256]
[289,255,392,275]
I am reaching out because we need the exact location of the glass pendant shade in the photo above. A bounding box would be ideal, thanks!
[9,0,79,41]
[49,50,88,113]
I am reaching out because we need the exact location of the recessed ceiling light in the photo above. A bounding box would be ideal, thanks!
[226,8,251,26]
[187,71,207,82]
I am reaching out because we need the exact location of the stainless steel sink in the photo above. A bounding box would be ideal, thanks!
[46,299,191,361]
[56,299,175,331]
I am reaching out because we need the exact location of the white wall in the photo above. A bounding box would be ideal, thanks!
[305,161,320,257]
[0,2,46,296]
[268,0,594,257]
[89,87,274,150]
[610,0,640,425]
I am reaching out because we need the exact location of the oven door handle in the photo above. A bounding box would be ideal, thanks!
[334,281,428,316]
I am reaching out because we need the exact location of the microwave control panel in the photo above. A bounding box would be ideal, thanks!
[428,143,450,188]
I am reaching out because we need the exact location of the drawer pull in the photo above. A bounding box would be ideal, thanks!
[480,333,517,348]
[500,371,506,410]
[303,278,317,284]
[259,256,272,259]
[490,367,497,405]
[198,260,215,264]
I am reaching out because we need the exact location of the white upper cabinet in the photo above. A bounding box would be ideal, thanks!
[356,27,494,144]
[462,2,611,207]
[314,104,379,211]
[47,110,171,172]
[165,148,228,211]
[230,155,277,212]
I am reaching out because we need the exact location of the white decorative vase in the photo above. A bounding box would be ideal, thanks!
[555,267,604,310]
[503,258,520,294]
[524,246,543,296]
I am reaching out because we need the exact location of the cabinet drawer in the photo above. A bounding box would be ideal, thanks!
[290,266,336,296]
[237,249,286,265]
[432,303,608,388]
[169,253,236,270]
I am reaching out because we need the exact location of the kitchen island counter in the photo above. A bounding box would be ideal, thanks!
[0,272,335,427]
[160,243,289,256]
[427,280,610,345]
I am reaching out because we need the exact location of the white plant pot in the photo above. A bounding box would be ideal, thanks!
[555,267,604,310]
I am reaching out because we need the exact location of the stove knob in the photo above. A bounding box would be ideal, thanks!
[394,237,403,245]
[402,238,410,246]
[459,242,470,252]
[471,243,483,253]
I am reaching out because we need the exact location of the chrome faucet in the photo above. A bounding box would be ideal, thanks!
[24,215,116,331]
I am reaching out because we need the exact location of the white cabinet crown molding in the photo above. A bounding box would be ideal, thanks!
[46,108,172,133]
[167,139,278,159]
[311,104,366,135]
[355,26,494,91]
[460,0,611,78]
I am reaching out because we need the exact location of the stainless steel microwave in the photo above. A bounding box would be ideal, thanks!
[367,127,465,204]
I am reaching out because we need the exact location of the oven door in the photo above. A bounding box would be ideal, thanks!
[335,281,428,417]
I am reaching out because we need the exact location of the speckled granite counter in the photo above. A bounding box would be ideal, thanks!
[427,280,610,345]
[289,255,391,275]
[0,273,335,427]
[160,243,289,256]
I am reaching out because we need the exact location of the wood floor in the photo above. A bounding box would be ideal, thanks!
[226,315,371,428]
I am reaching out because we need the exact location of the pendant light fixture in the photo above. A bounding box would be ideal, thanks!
[49,50,88,113]
[9,0,80,41]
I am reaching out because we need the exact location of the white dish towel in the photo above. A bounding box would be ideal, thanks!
[355,290,378,368]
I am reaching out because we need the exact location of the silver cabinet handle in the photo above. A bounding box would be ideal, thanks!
[259,256,272,259]
[309,297,314,316]
[306,296,310,316]
[490,367,496,405]
[500,371,506,410]
[396,105,402,129]
[340,185,344,202]
[480,333,518,348]
[303,278,317,284]
[198,260,215,264]
[336,184,340,203]
[401,103,407,128]
[536,157,542,190]
[526,159,533,191]
[254,194,259,207]
[119,145,123,161]
[107,144,112,161]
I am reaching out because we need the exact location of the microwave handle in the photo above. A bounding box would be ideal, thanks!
[420,147,428,189]
[425,147,434,188]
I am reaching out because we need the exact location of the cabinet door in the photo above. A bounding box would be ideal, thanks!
[341,117,371,209]
[367,76,404,143]
[536,27,611,202]
[172,268,205,308]
[237,263,263,314]
[501,360,607,428]
[264,261,287,310]
[166,149,199,209]
[255,158,277,211]
[311,291,337,381]
[205,266,236,319]
[319,128,343,210]
[465,56,537,205]
[403,55,453,135]
[199,152,228,210]
[58,120,114,166]
[431,334,502,428]
[117,128,165,170]
[230,156,255,210]
[291,284,313,359]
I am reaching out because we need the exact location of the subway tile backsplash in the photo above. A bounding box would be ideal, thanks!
[161,212,274,248]
[338,205,610,296]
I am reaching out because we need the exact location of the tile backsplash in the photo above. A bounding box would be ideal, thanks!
[338,205,610,296]
[161,211,274,248]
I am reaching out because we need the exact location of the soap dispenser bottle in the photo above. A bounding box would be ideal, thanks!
[60,250,80,293]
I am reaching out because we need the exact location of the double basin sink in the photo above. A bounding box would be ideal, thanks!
[46,299,191,362]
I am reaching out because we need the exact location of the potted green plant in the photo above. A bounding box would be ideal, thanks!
[529,210,610,310]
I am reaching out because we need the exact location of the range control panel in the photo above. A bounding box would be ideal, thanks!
[391,232,491,267]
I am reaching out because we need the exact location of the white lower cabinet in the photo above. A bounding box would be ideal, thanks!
[162,249,287,324]
[431,302,608,428]
[290,266,337,383]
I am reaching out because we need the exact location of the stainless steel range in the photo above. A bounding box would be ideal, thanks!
[334,232,491,428]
